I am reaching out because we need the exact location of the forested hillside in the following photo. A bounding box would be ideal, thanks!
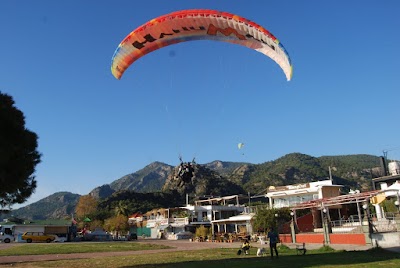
[242,153,381,194]
[6,192,80,220]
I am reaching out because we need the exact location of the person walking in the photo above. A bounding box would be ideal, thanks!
[267,227,279,259]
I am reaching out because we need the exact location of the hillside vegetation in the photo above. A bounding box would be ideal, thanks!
[6,192,80,220]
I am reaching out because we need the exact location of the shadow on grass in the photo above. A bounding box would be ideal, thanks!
[120,247,400,268]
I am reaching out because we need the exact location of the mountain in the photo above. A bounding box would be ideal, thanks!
[204,160,250,177]
[97,163,247,217]
[162,163,246,196]
[90,160,249,200]
[243,153,382,194]
[97,191,186,216]
[89,162,173,199]
[89,154,383,201]
[7,153,384,220]
[7,192,80,220]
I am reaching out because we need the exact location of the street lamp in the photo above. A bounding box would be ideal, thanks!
[290,210,296,243]
[290,211,295,229]
[362,204,368,224]
[274,213,279,230]
[322,207,332,245]
[362,204,370,222]
[321,208,328,245]
[362,202,373,236]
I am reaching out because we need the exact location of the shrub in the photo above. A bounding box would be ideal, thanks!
[195,225,210,238]
[317,245,335,252]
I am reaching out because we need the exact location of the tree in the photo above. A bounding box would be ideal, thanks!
[253,207,291,233]
[104,214,129,238]
[114,200,129,216]
[86,219,104,231]
[75,195,98,220]
[0,92,41,210]
[252,205,271,233]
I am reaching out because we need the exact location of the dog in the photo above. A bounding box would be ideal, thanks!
[256,247,267,257]
[237,249,242,255]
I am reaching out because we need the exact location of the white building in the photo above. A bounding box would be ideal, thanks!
[266,179,342,208]
[211,212,255,235]
[182,195,248,235]
[182,195,245,224]
[139,195,246,239]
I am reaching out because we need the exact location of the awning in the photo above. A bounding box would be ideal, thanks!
[159,225,170,230]
[384,181,400,197]
[291,190,380,210]
[170,223,186,228]
[146,222,156,228]
[211,213,254,224]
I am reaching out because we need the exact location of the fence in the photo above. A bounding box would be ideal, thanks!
[291,213,399,235]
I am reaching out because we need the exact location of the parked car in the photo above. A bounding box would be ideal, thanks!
[21,232,55,243]
[0,232,14,243]
[128,233,138,241]
[175,231,193,240]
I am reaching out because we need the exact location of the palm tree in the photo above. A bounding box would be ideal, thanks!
[114,200,129,216]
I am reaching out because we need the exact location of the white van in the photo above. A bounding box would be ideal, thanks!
[0,232,14,243]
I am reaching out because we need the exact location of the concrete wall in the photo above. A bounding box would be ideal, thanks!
[371,232,400,247]
[14,225,44,235]
[329,233,366,245]
[45,226,69,235]
[280,234,292,243]
[280,232,400,246]
[296,233,325,244]
[282,232,366,245]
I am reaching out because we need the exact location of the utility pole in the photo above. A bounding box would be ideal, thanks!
[383,150,388,160]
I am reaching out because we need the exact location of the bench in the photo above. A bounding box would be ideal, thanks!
[296,243,307,255]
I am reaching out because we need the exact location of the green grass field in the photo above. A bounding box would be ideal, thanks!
[0,241,170,256]
[0,243,399,268]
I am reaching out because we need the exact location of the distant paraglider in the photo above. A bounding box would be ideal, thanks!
[111,9,292,81]
[238,143,245,155]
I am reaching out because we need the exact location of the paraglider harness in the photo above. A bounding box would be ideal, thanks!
[178,157,195,182]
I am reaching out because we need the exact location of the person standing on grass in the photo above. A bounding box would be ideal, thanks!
[267,227,279,259]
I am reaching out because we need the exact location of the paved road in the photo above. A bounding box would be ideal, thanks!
[0,239,397,265]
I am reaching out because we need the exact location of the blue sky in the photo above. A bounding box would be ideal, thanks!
[1,1,399,208]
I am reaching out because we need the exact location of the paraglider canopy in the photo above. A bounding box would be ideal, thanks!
[238,143,245,150]
[111,9,292,80]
